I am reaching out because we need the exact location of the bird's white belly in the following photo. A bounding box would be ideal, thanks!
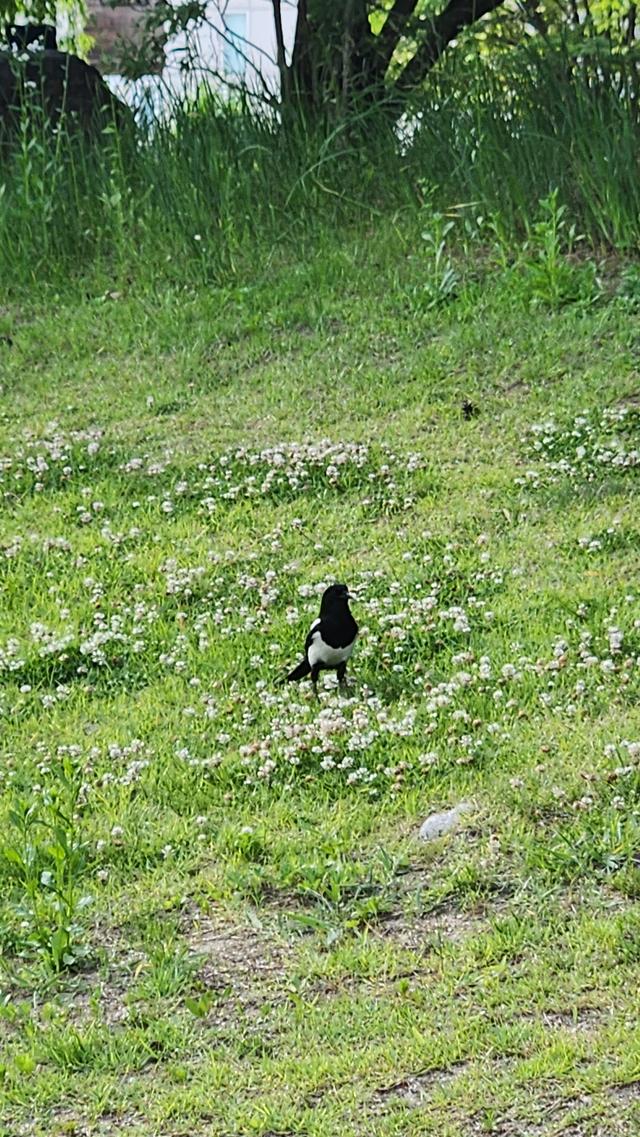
[308,632,354,668]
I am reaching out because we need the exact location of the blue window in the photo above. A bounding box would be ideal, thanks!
[223,13,247,76]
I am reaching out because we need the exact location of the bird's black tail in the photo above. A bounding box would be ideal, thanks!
[286,658,311,682]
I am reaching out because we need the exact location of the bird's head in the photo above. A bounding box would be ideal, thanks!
[320,582,355,615]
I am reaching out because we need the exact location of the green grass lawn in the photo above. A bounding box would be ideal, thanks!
[1,227,640,1136]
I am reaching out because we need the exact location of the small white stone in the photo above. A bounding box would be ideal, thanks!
[418,802,472,841]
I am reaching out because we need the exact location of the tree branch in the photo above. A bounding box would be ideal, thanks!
[397,0,507,88]
[517,0,548,37]
[291,0,309,66]
[290,0,315,100]
[626,2,636,44]
[377,0,422,68]
[271,0,290,97]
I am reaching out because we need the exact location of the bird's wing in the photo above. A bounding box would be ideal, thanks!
[304,618,321,657]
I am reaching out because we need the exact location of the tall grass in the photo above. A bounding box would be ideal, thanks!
[0,92,416,292]
[412,43,640,248]
[1,38,639,295]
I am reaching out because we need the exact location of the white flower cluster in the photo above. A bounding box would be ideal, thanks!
[519,406,640,488]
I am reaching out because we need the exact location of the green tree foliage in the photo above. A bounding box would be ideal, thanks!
[2,0,57,29]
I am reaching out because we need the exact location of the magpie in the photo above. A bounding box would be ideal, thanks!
[286,583,358,696]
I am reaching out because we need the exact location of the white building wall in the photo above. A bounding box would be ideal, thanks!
[183,0,297,92]
[108,0,298,114]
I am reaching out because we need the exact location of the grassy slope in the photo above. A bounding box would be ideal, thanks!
[1,230,640,1135]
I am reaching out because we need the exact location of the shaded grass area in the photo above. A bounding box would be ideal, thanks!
[1,230,640,1133]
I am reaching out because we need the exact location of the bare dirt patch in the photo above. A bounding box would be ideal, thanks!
[373,903,488,952]
[186,912,294,1025]
[607,1078,640,1102]
[373,1061,470,1108]
[513,1006,609,1037]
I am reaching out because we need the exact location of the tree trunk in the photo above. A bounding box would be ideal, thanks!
[276,0,508,121]
[285,0,384,119]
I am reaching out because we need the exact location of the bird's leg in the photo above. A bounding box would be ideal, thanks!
[337,663,349,693]
[311,664,320,700]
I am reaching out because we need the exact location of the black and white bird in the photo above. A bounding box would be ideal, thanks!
[286,583,358,696]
